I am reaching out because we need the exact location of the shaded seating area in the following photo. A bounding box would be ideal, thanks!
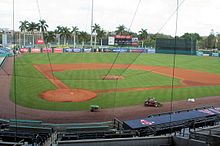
[0,119,53,145]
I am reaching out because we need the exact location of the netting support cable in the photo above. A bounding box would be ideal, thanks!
[36,0,55,80]
[157,0,185,34]
[128,0,141,32]
[12,0,18,141]
[0,66,10,76]
[169,0,179,134]
[36,0,42,20]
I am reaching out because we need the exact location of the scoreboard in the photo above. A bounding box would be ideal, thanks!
[114,35,132,46]
[108,35,138,46]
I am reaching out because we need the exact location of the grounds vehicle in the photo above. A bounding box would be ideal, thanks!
[90,105,100,112]
[144,97,162,107]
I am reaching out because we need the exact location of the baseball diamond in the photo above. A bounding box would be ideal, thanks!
[0,52,218,124]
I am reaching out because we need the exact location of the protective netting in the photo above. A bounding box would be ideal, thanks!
[1,51,220,123]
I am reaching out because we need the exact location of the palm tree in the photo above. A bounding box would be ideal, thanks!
[115,25,127,35]
[71,26,79,48]
[138,29,148,39]
[138,29,148,47]
[92,23,101,48]
[38,19,48,39]
[27,22,39,47]
[19,20,29,46]
[44,31,56,47]
[97,29,106,47]
[55,26,71,45]
[55,26,62,45]
[79,31,89,47]
[60,26,71,45]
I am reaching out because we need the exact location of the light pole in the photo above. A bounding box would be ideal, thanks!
[90,0,94,48]
[94,30,97,48]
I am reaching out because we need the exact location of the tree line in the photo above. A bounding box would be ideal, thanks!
[18,20,220,49]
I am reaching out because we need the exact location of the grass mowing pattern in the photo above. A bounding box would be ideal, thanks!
[11,53,220,111]
[54,69,180,90]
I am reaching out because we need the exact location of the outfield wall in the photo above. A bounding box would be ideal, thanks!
[19,47,155,54]
[19,48,220,58]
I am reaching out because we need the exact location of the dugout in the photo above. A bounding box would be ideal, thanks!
[123,107,220,137]
[156,38,196,55]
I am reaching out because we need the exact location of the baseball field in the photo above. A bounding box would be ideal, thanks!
[11,53,220,111]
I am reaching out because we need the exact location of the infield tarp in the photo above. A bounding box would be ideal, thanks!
[123,108,220,130]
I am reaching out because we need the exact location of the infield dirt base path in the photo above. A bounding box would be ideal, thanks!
[0,57,220,123]
[33,63,220,102]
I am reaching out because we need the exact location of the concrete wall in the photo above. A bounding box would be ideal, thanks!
[173,136,208,146]
[57,136,172,146]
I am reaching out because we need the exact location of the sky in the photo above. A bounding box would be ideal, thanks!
[1,0,220,36]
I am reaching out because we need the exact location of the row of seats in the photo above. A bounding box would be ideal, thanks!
[59,130,136,141]
[0,119,53,145]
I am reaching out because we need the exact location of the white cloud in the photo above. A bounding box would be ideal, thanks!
[1,0,220,36]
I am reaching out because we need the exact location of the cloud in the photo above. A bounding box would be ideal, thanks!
[1,0,220,36]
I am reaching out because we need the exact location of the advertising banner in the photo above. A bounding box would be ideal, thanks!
[73,48,81,52]
[212,53,219,57]
[147,48,156,54]
[108,37,115,45]
[36,39,45,44]
[54,48,63,53]
[131,49,145,53]
[132,42,138,46]
[64,48,73,52]
[103,48,111,52]
[84,48,91,53]
[112,48,128,53]
[20,48,29,53]
[43,48,52,53]
[132,38,138,46]
[115,35,132,39]
[196,51,203,56]
[31,48,41,53]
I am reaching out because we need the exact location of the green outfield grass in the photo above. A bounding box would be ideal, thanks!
[54,69,180,90]
[11,53,220,111]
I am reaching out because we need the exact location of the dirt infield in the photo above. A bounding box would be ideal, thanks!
[33,63,220,102]
[0,57,220,123]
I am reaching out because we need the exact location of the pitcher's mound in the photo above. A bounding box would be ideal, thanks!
[41,89,97,102]
[102,75,124,80]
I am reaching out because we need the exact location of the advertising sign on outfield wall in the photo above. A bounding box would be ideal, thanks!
[31,48,41,53]
[64,48,73,52]
[112,48,128,53]
[147,48,156,54]
[54,48,63,53]
[20,48,29,53]
[84,48,92,52]
[43,48,52,53]
[131,49,145,53]
[196,51,203,56]
[212,53,219,57]
[73,48,81,52]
